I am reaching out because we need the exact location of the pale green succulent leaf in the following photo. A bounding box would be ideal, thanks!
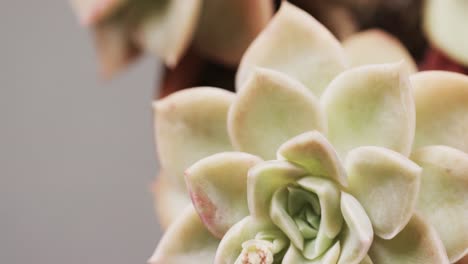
[236,2,348,96]
[154,88,234,224]
[149,205,219,264]
[296,177,342,259]
[369,214,450,264]
[214,216,283,264]
[412,146,468,263]
[193,0,273,65]
[248,160,307,218]
[282,242,341,264]
[295,218,318,239]
[185,152,263,238]
[154,87,234,191]
[135,0,202,67]
[270,187,305,250]
[302,230,335,260]
[424,0,468,66]
[287,187,320,220]
[346,146,421,239]
[342,29,417,74]
[229,68,325,160]
[297,177,343,239]
[321,63,415,159]
[277,131,347,187]
[360,255,373,264]
[338,192,374,264]
[412,71,468,153]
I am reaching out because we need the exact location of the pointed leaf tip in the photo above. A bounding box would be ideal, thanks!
[236,2,347,96]
[229,68,325,160]
[346,146,421,240]
[322,63,415,159]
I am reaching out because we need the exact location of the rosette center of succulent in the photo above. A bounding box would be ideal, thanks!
[270,177,343,259]
[234,231,287,264]
[288,186,321,240]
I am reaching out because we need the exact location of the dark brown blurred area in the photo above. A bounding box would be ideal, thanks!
[158,48,236,99]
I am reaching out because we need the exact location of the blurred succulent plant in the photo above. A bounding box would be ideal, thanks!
[422,0,468,66]
[293,0,468,74]
[71,0,273,77]
[150,3,468,263]
[290,0,426,57]
[420,0,468,73]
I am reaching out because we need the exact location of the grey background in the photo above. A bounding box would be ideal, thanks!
[1,1,161,263]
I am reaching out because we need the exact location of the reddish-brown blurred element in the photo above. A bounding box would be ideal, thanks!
[459,255,468,264]
[158,48,235,99]
[421,47,468,74]
[158,49,203,98]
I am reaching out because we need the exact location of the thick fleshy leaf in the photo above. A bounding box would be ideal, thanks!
[185,152,263,238]
[193,0,273,65]
[360,255,373,264]
[71,0,126,25]
[282,242,341,264]
[369,214,450,264]
[277,131,347,187]
[321,63,415,159]
[346,147,421,239]
[412,146,468,263]
[229,68,325,160]
[342,29,417,73]
[248,160,307,218]
[297,177,342,259]
[135,0,201,67]
[154,87,234,189]
[149,205,219,264]
[152,172,191,229]
[297,177,343,240]
[338,192,373,264]
[236,2,348,96]
[424,0,468,66]
[411,71,468,153]
[214,216,285,264]
[270,187,305,250]
[154,88,234,223]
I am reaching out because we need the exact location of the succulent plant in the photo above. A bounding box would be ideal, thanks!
[71,0,273,77]
[150,3,468,263]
